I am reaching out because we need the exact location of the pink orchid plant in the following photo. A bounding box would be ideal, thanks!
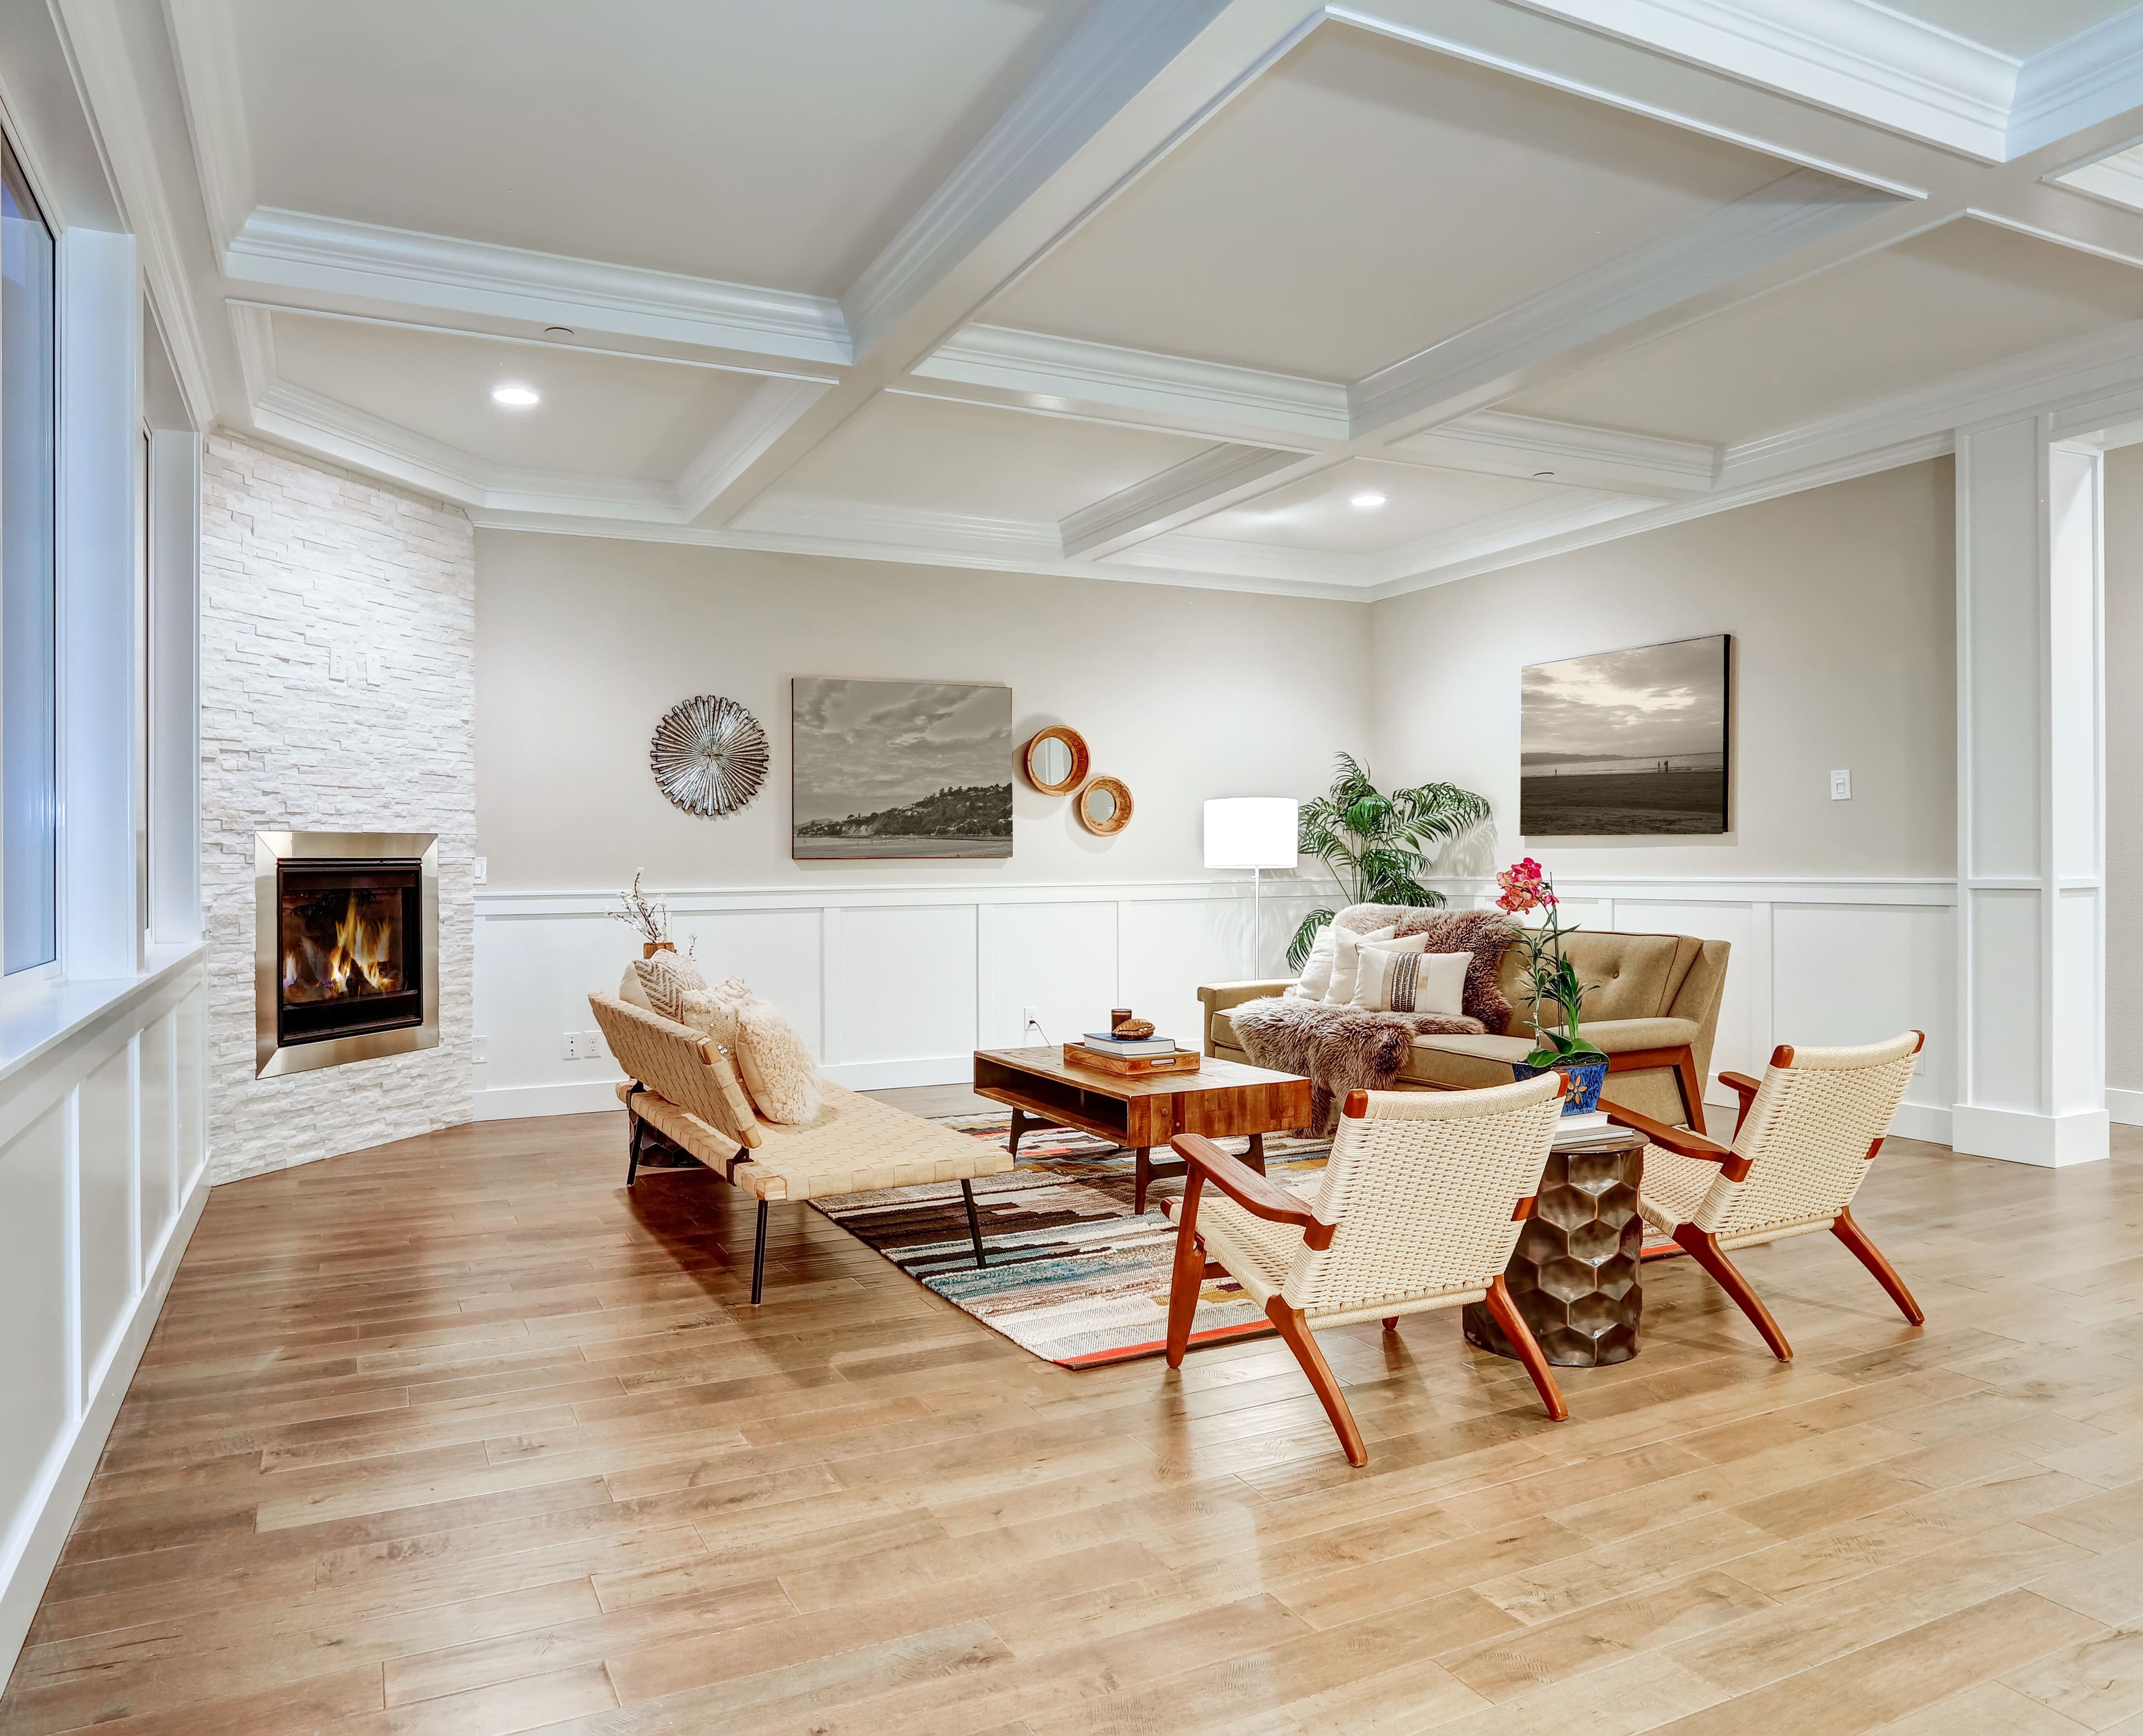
[1496,858,1604,1068]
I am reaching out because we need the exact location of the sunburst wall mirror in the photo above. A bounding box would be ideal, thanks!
[651,695,769,818]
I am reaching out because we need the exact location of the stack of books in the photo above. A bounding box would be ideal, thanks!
[1080,1030,1177,1058]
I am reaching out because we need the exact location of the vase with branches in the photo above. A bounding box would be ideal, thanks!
[1286,754,1493,969]
[611,872,690,959]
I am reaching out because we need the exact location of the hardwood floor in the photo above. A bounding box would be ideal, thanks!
[5,1108,2143,1735]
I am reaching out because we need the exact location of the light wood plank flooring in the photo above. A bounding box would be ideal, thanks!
[4,1106,2142,1735]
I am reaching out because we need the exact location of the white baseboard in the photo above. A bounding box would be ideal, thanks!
[820,1055,972,1089]
[2108,1087,2143,1127]
[0,1165,208,1685]
[1949,1103,2109,1166]
[1889,1101,1953,1145]
[472,1078,626,1120]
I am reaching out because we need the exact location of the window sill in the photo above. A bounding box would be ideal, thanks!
[0,942,205,1091]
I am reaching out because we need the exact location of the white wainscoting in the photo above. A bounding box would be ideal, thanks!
[472,876,1960,1141]
[0,951,210,1680]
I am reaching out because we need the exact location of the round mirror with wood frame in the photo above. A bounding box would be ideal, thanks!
[1077,776,1132,836]
[1021,726,1090,794]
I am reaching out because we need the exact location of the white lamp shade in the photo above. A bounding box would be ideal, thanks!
[1204,797,1298,869]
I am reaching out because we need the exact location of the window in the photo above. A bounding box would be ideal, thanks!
[1,135,56,974]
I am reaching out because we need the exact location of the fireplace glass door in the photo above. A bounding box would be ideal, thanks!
[276,859,424,1046]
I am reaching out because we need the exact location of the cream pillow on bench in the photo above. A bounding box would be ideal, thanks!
[631,954,823,1125]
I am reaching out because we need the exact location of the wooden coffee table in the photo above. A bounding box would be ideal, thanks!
[973,1047,1314,1215]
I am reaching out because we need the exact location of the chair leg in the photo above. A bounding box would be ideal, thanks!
[1481,1276,1568,1422]
[960,1180,988,1271]
[749,1199,769,1307]
[1674,1223,1793,1360]
[1381,1316,1399,1332]
[1265,1300,1366,1467]
[1832,1207,1924,1326]
[1165,1216,1204,1370]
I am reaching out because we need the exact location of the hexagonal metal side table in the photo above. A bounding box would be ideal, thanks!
[1463,1126,1646,1367]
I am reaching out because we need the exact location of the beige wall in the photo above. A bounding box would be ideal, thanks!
[2106,447,2143,1094]
[474,532,1373,891]
[1367,460,1958,881]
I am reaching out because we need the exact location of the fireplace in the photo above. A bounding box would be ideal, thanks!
[255,832,440,1077]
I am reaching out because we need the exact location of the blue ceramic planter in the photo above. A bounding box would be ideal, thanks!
[1515,1057,1608,1114]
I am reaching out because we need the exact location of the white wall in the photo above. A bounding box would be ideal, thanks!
[2105,445,2143,1120]
[200,436,476,1180]
[1371,461,1959,1137]
[474,532,1371,1114]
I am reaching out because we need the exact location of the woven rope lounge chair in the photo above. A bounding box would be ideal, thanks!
[589,991,1013,1306]
[1606,1031,1925,1362]
[1161,1071,1571,1467]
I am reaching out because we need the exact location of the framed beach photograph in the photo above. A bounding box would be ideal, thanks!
[791,677,1015,859]
[1520,634,1731,836]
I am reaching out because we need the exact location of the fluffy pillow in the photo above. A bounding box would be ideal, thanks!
[1286,925,1336,1000]
[618,964,652,1009]
[1323,924,1396,1006]
[733,996,822,1124]
[1352,948,1471,1015]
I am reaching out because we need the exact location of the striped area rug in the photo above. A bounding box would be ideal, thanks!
[810,1114,1336,1368]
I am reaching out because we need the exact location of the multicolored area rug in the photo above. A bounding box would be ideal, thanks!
[810,1114,1335,1368]
[813,1111,1683,1370]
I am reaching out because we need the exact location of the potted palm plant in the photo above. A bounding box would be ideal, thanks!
[1496,858,1608,1112]
[1286,754,1492,969]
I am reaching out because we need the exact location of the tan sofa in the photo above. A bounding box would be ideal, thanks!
[1199,905,1730,1128]
[589,990,1012,1305]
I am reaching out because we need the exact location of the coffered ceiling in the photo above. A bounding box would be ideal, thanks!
[92,0,2143,596]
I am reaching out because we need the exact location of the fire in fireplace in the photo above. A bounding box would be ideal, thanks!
[256,832,440,1077]
[277,861,422,1044]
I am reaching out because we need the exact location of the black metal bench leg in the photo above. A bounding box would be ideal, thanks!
[750,1199,769,1306]
[626,1112,642,1188]
[961,1179,988,1270]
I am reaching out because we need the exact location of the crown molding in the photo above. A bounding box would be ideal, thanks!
[2057,143,2143,214]
[1390,410,1717,497]
[1060,443,1313,556]
[162,0,251,254]
[1507,0,2015,158]
[676,377,833,519]
[2009,7,2143,160]
[1347,167,1907,437]
[913,323,1347,442]
[224,208,854,367]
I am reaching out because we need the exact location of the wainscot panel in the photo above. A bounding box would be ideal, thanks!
[0,952,210,1688]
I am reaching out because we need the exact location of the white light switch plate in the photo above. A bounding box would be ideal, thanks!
[1830,769,1851,801]
[472,856,488,884]
[364,651,383,686]
[329,646,347,682]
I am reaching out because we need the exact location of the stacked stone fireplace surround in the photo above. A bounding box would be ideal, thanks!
[201,435,475,1183]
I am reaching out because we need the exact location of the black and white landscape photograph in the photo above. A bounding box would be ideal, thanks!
[791,677,1014,858]
[1520,635,1730,836]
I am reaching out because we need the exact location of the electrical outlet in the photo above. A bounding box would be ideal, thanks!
[328,646,348,682]
[1829,769,1851,801]
[561,1030,580,1060]
[364,651,384,686]
[472,855,488,884]
[472,1035,488,1065]
[584,1029,604,1059]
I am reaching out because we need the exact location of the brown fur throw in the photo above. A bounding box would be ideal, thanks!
[1229,998,1485,1133]
[1231,906,1522,1132]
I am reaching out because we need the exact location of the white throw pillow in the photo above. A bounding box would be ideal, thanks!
[1352,947,1471,1015]
[618,964,652,1009]
[734,996,823,1124]
[633,950,708,1019]
[1286,925,1336,1000]
[1323,925,1408,1005]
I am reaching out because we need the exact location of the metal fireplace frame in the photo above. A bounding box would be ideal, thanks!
[255,830,441,1078]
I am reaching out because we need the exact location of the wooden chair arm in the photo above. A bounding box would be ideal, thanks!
[1170,1132,1336,1250]
[1604,1104,1751,1182]
[1717,1070,1763,1137]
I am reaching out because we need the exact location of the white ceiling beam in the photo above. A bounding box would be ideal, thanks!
[688,0,1326,527]
[162,0,252,254]
[223,209,853,370]
[1060,444,1325,556]
[2009,8,2143,159]
[1388,412,1716,497]
[1346,167,1911,439]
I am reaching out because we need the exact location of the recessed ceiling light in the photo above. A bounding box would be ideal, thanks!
[542,326,574,339]
[491,385,540,407]
[1349,491,1386,510]
[1534,470,1556,479]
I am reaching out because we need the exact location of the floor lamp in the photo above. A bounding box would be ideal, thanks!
[1204,798,1299,978]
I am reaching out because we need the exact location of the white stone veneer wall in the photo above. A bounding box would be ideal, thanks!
[201,434,475,1183]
